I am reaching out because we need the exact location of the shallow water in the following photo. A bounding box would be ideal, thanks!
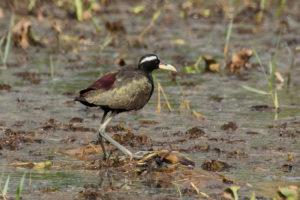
[0,1,300,199]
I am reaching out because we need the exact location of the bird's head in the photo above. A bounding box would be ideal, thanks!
[138,54,177,73]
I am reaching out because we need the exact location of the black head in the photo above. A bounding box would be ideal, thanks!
[138,54,160,73]
[138,54,177,74]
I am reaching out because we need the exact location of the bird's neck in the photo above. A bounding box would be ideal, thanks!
[138,67,154,85]
[138,63,156,74]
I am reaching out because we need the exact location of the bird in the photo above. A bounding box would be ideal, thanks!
[75,54,177,160]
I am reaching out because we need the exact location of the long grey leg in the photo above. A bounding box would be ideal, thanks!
[98,111,133,158]
[98,111,108,160]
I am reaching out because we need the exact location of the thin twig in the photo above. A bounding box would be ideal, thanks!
[85,134,101,154]
[138,9,161,42]
[190,182,210,199]
[158,82,172,112]
[156,82,161,113]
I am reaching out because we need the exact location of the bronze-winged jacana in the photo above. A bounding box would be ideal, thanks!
[75,54,176,159]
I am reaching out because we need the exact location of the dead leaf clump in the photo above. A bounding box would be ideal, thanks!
[0,128,37,150]
[0,84,11,91]
[14,71,50,84]
[226,48,253,74]
[112,132,152,148]
[203,55,219,72]
[185,126,205,139]
[201,160,231,172]
[220,122,238,131]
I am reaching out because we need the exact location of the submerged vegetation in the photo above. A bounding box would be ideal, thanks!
[0,0,299,199]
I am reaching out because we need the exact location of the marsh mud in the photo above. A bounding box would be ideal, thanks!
[0,1,300,199]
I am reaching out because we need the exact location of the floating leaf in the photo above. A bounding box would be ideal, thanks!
[33,161,53,170]
[9,161,53,169]
[132,5,145,14]
[204,9,210,17]
[171,39,185,45]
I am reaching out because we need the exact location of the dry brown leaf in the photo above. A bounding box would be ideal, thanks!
[37,8,44,21]
[0,7,4,18]
[13,20,32,48]
[105,20,126,33]
[275,71,284,83]
[51,20,62,35]
[83,10,92,20]
[203,55,219,72]
[12,20,43,49]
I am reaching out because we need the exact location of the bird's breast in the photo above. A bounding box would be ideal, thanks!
[110,76,153,110]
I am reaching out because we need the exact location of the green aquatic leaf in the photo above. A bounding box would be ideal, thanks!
[184,66,199,74]
[278,187,298,200]
[193,56,202,71]
[226,186,240,200]
[204,9,210,17]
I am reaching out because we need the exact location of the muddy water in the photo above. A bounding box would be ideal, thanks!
[1,1,300,199]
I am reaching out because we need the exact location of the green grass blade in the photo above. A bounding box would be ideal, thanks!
[4,28,11,63]
[252,49,268,83]
[4,14,14,64]
[193,56,202,72]
[242,85,270,95]
[260,0,265,9]
[3,175,10,195]
[270,36,280,91]
[225,19,233,43]
[91,17,101,33]
[0,36,5,61]
[16,173,26,200]
[276,0,287,17]
[28,0,36,11]
[50,56,54,80]
[75,0,83,21]
[273,89,278,109]
[269,62,275,91]
[102,36,112,47]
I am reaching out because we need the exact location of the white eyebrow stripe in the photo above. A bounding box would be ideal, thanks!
[140,56,157,64]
